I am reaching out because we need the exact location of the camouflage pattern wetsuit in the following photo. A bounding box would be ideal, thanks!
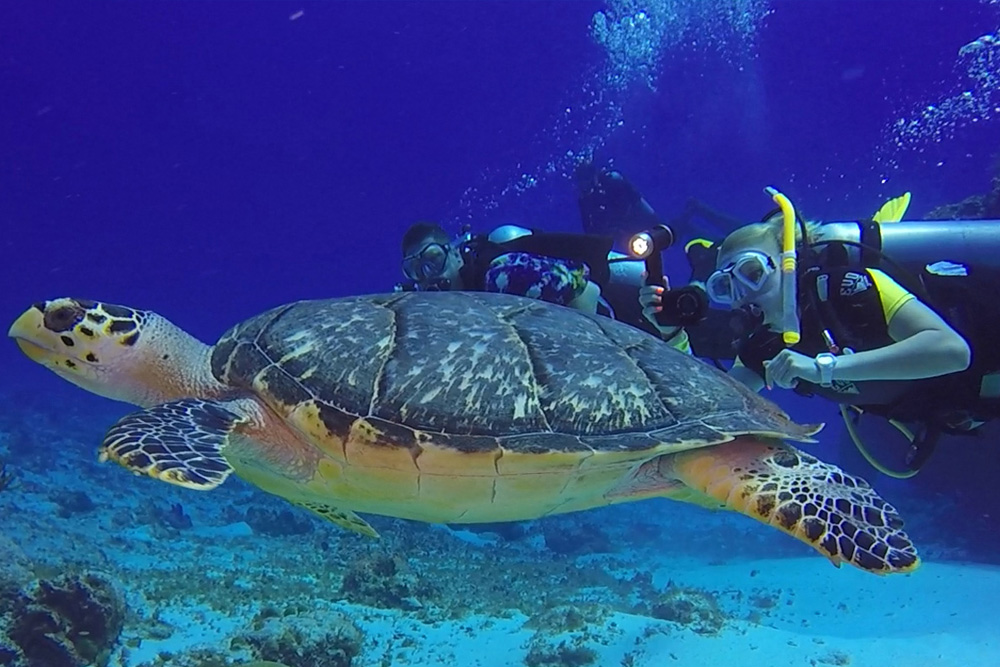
[484,252,589,306]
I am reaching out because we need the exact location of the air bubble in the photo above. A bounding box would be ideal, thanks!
[886,24,999,157]
[449,0,770,226]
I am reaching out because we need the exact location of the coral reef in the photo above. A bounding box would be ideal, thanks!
[523,638,598,667]
[133,605,363,667]
[52,490,96,518]
[339,552,435,612]
[0,534,33,582]
[134,502,194,533]
[136,648,296,667]
[243,507,315,537]
[648,584,726,636]
[541,518,612,556]
[0,566,125,667]
[0,534,33,666]
[0,460,15,493]
[520,605,612,667]
[926,173,1000,219]
[238,608,363,667]
[815,650,852,666]
[524,604,609,634]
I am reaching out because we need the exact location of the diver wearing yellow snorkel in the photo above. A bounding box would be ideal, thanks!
[642,187,1000,477]
[716,188,969,389]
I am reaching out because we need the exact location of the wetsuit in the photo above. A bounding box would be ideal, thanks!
[737,266,990,429]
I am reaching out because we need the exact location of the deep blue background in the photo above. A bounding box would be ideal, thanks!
[2,1,1000,517]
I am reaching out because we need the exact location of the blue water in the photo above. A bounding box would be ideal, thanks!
[2,2,1000,666]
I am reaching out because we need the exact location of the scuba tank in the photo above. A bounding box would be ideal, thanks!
[813,218,1000,275]
[603,251,661,335]
[801,215,1000,477]
[808,217,1000,376]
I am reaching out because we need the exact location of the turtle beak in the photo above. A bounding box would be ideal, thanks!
[9,305,57,362]
[12,337,53,363]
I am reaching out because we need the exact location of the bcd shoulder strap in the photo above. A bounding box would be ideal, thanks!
[803,265,892,354]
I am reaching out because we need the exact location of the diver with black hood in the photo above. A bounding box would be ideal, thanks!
[396,164,719,348]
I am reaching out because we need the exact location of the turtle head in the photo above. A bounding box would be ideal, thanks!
[9,298,218,407]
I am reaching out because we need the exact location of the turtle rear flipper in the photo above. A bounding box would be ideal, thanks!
[99,398,242,490]
[292,499,380,539]
[666,437,920,575]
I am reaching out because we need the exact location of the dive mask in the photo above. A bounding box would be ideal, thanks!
[705,251,776,306]
[402,242,451,282]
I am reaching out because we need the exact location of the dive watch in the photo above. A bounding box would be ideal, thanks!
[815,353,837,387]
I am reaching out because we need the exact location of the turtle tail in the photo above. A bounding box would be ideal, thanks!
[665,437,920,575]
[99,398,246,490]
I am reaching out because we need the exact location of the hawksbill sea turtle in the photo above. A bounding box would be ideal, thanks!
[8,292,918,574]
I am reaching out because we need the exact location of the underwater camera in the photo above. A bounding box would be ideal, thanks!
[628,225,709,328]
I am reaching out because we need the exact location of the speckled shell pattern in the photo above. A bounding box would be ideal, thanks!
[209,292,813,457]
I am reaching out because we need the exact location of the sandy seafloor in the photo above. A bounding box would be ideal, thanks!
[1,395,998,667]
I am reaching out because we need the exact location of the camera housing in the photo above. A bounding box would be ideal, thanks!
[628,225,709,328]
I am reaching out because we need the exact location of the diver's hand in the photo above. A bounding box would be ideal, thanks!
[762,349,821,390]
[639,275,681,338]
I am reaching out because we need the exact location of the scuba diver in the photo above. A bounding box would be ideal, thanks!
[640,186,1000,478]
[575,162,663,242]
[397,164,718,349]
[397,163,753,355]
[575,160,746,241]
[397,220,605,314]
[396,215,706,351]
[635,234,757,365]
[574,160,752,361]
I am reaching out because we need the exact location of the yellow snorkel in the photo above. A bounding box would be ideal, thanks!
[765,186,800,345]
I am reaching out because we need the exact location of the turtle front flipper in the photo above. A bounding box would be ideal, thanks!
[99,398,243,490]
[99,398,381,538]
[663,437,919,575]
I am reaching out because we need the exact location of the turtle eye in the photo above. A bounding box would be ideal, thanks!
[44,305,84,333]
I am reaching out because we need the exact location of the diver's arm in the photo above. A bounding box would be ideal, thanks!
[662,326,691,353]
[729,358,766,393]
[829,299,971,382]
[638,281,692,353]
[569,280,601,314]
